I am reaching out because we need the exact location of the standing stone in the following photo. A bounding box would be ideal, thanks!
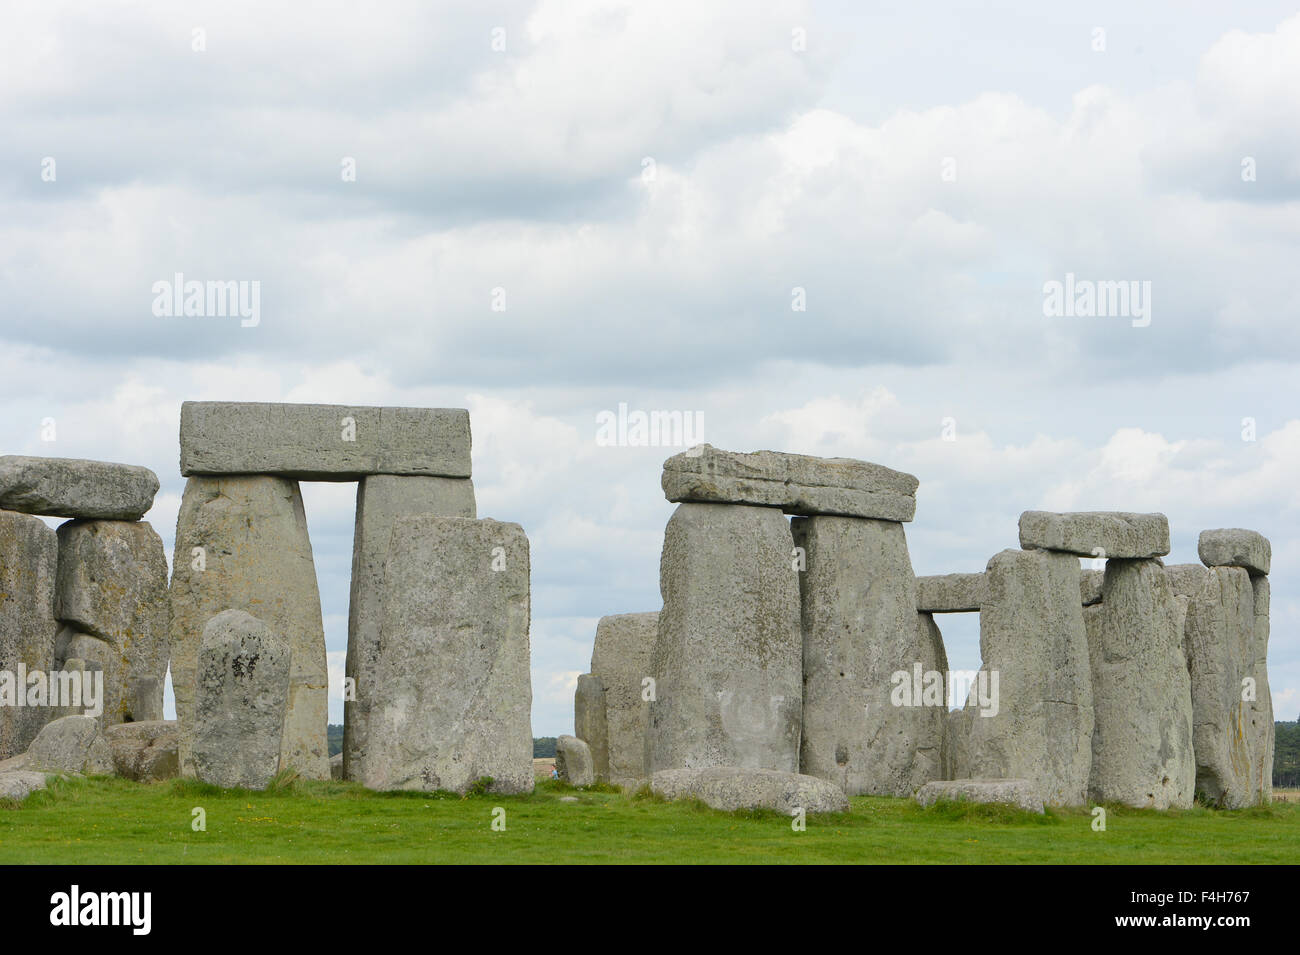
[180,402,471,479]
[343,474,476,781]
[0,456,158,521]
[945,705,974,780]
[793,515,940,795]
[590,613,657,789]
[193,610,290,790]
[573,673,609,781]
[170,476,329,780]
[1088,559,1194,809]
[1250,576,1273,803]
[647,503,802,774]
[1018,511,1170,559]
[1080,569,1105,606]
[363,517,532,794]
[54,519,170,725]
[1198,528,1270,577]
[555,735,595,786]
[0,509,58,759]
[1183,566,1258,807]
[967,549,1093,806]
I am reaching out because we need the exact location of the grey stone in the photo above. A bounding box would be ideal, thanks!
[0,509,58,759]
[343,474,476,781]
[43,653,104,724]
[1198,528,1271,577]
[103,720,179,782]
[590,612,657,789]
[1080,568,1104,606]
[26,715,114,775]
[1249,576,1273,803]
[0,770,49,802]
[555,735,595,786]
[573,674,609,780]
[916,573,984,613]
[647,503,802,774]
[662,444,917,521]
[1165,563,1209,598]
[363,517,532,795]
[54,519,170,725]
[170,476,328,780]
[0,456,159,521]
[944,705,974,780]
[180,401,471,479]
[967,549,1093,806]
[650,767,849,814]
[793,515,941,796]
[916,778,1044,813]
[1018,511,1170,559]
[192,610,290,790]
[330,753,343,781]
[1088,559,1195,809]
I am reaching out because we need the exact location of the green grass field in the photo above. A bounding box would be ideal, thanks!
[1,776,1295,864]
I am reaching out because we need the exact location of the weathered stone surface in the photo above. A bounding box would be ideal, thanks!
[330,753,343,781]
[1182,567,1262,807]
[180,401,471,479]
[967,549,1093,806]
[793,515,940,795]
[1088,559,1194,809]
[662,444,918,521]
[555,735,595,786]
[573,673,609,780]
[170,476,328,780]
[54,519,169,725]
[0,456,159,521]
[104,720,179,782]
[1019,511,1170,559]
[1250,576,1273,803]
[944,705,974,781]
[0,769,49,802]
[363,517,532,795]
[1080,569,1104,606]
[43,653,103,724]
[1198,528,1271,577]
[650,767,849,814]
[0,509,58,759]
[916,573,984,613]
[26,715,113,775]
[343,474,476,781]
[916,778,1044,814]
[590,612,657,789]
[647,503,802,774]
[193,610,290,790]
[1165,563,1209,598]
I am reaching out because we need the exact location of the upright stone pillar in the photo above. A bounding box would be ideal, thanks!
[590,612,657,790]
[1089,558,1194,808]
[1250,575,1273,803]
[573,673,609,780]
[793,515,940,795]
[647,502,802,773]
[343,474,475,781]
[968,548,1094,806]
[170,475,329,780]
[0,509,58,759]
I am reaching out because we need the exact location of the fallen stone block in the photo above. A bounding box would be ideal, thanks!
[25,715,114,776]
[1088,558,1194,809]
[794,515,940,796]
[650,767,849,814]
[662,444,918,521]
[1018,511,1170,559]
[590,613,657,789]
[556,735,595,786]
[0,456,159,521]
[103,720,179,782]
[0,769,49,802]
[170,476,328,780]
[363,517,532,795]
[0,509,58,759]
[915,778,1044,814]
[916,573,984,613]
[193,610,290,790]
[343,474,476,781]
[180,401,471,479]
[54,519,170,726]
[967,548,1093,806]
[647,503,802,774]
[1198,528,1270,577]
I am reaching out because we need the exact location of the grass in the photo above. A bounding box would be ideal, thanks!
[0,775,1295,864]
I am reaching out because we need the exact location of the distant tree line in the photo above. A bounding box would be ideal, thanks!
[534,737,556,759]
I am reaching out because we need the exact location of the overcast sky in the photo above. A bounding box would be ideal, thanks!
[3,1,1298,736]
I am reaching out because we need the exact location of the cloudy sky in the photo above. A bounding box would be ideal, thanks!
[3,1,1298,736]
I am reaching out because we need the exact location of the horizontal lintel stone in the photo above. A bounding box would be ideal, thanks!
[0,456,158,520]
[1198,528,1270,576]
[1018,510,1170,559]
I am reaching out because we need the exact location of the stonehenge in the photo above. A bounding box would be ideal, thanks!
[573,613,656,788]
